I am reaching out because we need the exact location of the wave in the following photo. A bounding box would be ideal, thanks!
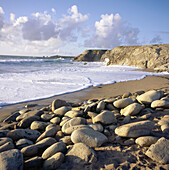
[0,57,66,64]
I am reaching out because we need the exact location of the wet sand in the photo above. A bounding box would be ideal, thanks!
[0,75,169,122]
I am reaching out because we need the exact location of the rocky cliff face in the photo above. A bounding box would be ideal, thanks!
[74,50,107,62]
[74,44,169,71]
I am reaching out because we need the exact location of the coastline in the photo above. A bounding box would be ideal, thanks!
[1,74,169,123]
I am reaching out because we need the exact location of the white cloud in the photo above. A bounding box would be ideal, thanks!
[0,7,4,14]
[58,5,89,41]
[85,13,139,48]
[0,5,88,55]
[10,13,15,23]
[51,8,56,13]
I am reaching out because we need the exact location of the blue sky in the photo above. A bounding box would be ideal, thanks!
[0,0,169,56]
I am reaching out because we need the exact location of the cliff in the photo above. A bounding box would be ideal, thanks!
[73,50,107,62]
[74,44,169,71]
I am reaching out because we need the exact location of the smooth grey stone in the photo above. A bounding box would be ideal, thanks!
[66,143,97,164]
[71,128,108,147]
[136,90,164,105]
[0,149,23,170]
[115,120,155,137]
[42,142,66,159]
[43,152,64,170]
[7,129,41,141]
[146,137,169,164]
[93,110,117,125]
[17,116,40,128]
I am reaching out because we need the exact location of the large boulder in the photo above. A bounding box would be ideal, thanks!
[7,129,41,141]
[120,103,143,116]
[115,120,155,137]
[36,125,59,142]
[62,117,87,134]
[66,143,97,164]
[151,100,169,108]
[136,90,163,105]
[92,110,117,125]
[146,137,169,164]
[16,109,44,121]
[0,149,23,170]
[42,142,66,159]
[53,106,71,117]
[71,128,108,147]
[21,137,56,157]
[17,116,40,128]
[43,152,64,170]
[135,136,158,147]
[113,98,134,109]
[52,99,68,112]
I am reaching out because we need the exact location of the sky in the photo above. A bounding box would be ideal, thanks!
[0,0,169,56]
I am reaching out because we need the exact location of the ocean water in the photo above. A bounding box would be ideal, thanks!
[0,55,168,107]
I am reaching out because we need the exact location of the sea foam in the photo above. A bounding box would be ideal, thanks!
[0,56,168,107]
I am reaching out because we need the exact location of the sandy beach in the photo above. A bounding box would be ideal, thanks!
[1,74,169,169]
[1,74,169,122]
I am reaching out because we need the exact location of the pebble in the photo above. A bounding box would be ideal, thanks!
[66,143,97,164]
[113,98,134,109]
[88,123,104,132]
[0,130,9,137]
[135,136,158,147]
[59,136,73,145]
[151,100,169,108]
[64,110,83,118]
[93,110,117,125]
[43,152,64,170]
[71,128,108,147]
[7,129,41,141]
[120,103,143,116]
[52,99,68,112]
[16,109,44,121]
[16,138,34,147]
[30,121,50,131]
[96,101,105,112]
[53,106,71,117]
[24,156,44,170]
[3,111,20,123]
[115,120,155,137]
[136,90,164,105]
[41,113,55,121]
[50,117,61,124]
[62,117,87,134]
[21,137,56,157]
[36,125,58,142]
[17,115,40,128]
[0,149,23,170]
[42,141,66,159]
[146,137,169,164]
[0,141,15,153]
[0,137,13,146]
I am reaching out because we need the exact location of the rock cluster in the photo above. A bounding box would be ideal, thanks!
[1,89,169,169]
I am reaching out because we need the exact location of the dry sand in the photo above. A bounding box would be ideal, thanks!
[1,75,169,122]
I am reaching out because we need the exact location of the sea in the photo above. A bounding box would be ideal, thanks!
[0,55,168,107]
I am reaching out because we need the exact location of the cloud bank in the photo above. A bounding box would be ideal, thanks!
[0,5,164,55]
[85,13,140,48]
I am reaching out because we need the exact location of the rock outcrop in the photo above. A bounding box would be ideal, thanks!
[74,49,107,62]
[74,44,169,71]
